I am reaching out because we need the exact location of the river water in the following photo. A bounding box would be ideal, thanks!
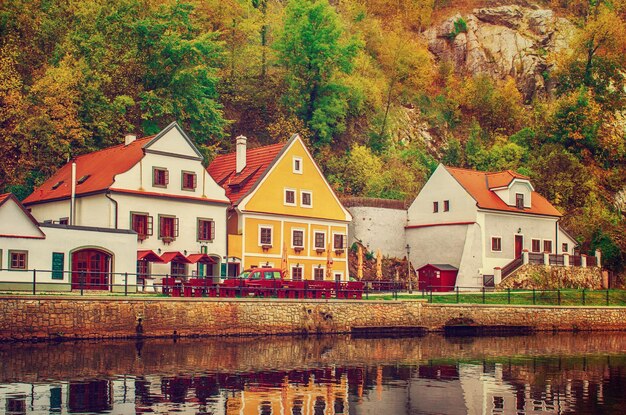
[1,333,626,414]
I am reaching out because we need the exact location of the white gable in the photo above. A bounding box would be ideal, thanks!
[0,197,45,238]
[407,164,478,225]
[143,122,203,160]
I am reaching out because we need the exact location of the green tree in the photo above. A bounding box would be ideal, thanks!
[275,0,361,146]
[135,2,228,143]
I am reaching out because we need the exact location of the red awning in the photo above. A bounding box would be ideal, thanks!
[159,251,192,264]
[186,253,217,264]
[137,250,164,262]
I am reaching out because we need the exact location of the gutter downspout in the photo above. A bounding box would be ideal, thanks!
[70,162,76,225]
[106,191,119,229]
[555,220,559,254]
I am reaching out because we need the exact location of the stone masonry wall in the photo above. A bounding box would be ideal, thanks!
[499,264,603,289]
[1,296,626,341]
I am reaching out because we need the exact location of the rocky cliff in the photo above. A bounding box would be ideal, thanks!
[425,5,574,101]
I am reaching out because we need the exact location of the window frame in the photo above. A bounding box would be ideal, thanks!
[491,237,502,252]
[181,170,197,191]
[333,233,346,250]
[300,190,313,208]
[291,228,305,249]
[158,215,178,241]
[171,261,187,277]
[197,218,215,242]
[291,265,303,281]
[515,193,524,209]
[9,250,28,270]
[433,201,439,213]
[293,157,303,174]
[531,239,541,253]
[543,240,553,253]
[313,231,326,250]
[152,167,169,188]
[562,243,569,253]
[333,271,344,281]
[313,266,325,281]
[131,212,153,240]
[258,225,273,247]
[443,200,449,212]
[284,188,297,206]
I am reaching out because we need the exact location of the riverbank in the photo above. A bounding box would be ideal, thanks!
[1,295,626,341]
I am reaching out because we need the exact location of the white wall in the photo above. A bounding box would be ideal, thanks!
[407,165,478,226]
[0,198,42,237]
[113,152,227,201]
[348,206,407,258]
[406,224,470,269]
[113,193,228,277]
[29,195,113,228]
[481,210,559,272]
[0,224,136,286]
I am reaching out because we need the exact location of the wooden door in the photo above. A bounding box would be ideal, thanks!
[72,249,111,290]
[515,235,524,258]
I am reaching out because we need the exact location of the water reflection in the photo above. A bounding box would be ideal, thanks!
[1,333,626,414]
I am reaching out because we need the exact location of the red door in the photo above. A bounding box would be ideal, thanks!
[515,235,524,258]
[72,249,111,290]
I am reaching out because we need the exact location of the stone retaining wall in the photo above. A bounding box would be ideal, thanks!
[499,264,603,289]
[1,296,625,341]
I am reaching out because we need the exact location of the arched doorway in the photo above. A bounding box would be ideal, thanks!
[72,249,112,290]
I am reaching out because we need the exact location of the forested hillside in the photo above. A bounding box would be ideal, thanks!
[1,0,625,274]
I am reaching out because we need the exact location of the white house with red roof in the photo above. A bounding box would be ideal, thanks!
[23,122,230,289]
[0,193,136,291]
[406,164,578,288]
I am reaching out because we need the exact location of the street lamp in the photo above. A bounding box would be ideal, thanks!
[406,244,412,294]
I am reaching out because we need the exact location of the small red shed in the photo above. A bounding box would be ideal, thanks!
[417,264,458,292]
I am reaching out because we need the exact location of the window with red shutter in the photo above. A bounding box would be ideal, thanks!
[131,213,153,240]
[153,168,168,187]
[182,171,197,190]
[198,219,214,241]
[159,216,177,240]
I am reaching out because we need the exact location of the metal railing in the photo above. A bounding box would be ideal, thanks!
[421,286,626,306]
[0,268,367,300]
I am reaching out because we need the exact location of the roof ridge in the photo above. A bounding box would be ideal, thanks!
[71,135,153,160]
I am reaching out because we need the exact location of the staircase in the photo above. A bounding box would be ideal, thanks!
[501,257,524,278]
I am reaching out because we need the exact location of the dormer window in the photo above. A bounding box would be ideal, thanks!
[51,181,64,190]
[515,193,524,209]
[77,175,90,184]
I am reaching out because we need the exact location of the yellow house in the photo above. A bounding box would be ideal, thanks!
[207,135,352,280]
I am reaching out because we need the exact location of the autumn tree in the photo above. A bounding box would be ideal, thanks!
[275,0,361,146]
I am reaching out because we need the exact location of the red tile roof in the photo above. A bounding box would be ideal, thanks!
[23,136,153,205]
[207,142,286,205]
[445,166,562,217]
[486,170,530,189]
[0,193,10,205]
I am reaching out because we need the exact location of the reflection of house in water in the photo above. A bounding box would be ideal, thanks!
[350,364,468,415]
[224,369,349,415]
[0,358,618,415]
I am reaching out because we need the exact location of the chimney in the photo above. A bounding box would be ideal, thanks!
[236,135,247,174]
[125,134,137,146]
